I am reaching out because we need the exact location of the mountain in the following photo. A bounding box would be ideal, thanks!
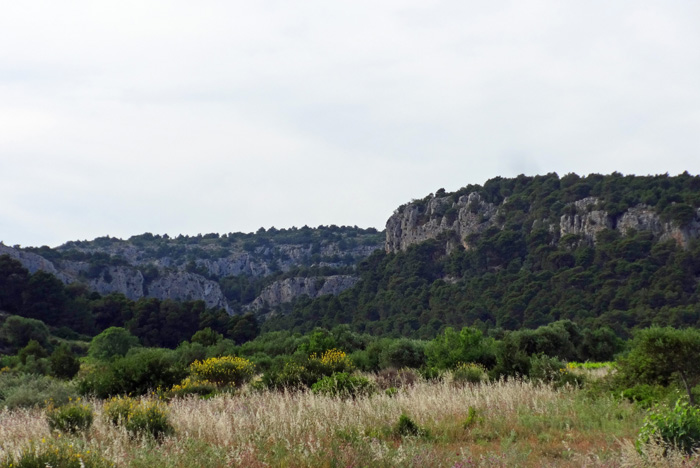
[1,226,384,314]
[3,172,700,342]
[264,172,700,337]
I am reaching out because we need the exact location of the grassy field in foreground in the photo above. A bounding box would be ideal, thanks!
[1,377,699,468]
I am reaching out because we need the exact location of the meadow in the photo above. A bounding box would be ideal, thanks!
[1,374,698,468]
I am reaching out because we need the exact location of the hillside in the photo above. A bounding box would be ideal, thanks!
[264,172,700,337]
[1,226,383,314]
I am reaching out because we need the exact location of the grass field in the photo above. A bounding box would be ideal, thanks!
[1,376,698,467]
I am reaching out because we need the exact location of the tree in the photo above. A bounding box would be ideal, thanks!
[89,327,139,361]
[50,343,81,379]
[0,315,50,350]
[620,327,700,405]
[0,255,30,313]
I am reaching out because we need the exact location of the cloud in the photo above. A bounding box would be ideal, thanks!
[1,1,699,246]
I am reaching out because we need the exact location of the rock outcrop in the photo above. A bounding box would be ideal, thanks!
[386,193,498,253]
[2,226,382,315]
[246,275,359,310]
[386,194,700,253]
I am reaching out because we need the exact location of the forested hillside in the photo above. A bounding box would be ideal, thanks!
[264,172,700,338]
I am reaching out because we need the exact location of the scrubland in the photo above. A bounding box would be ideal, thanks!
[2,375,698,468]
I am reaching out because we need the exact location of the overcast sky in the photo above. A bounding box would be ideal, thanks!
[2,1,700,248]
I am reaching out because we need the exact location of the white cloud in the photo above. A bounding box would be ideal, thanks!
[1,1,699,246]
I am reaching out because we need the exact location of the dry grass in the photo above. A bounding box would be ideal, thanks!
[1,377,698,467]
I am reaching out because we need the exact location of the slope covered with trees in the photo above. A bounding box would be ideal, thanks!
[264,172,700,338]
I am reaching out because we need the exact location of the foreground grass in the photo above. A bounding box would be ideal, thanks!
[1,377,697,467]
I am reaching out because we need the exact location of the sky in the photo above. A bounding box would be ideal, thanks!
[2,1,700,248]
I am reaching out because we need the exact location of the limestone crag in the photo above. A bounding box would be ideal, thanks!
[386,192,499,253]
[147,272,231,312]
[2,227,382,315]
[559,198,613,240]
[246,275,360,310]
[0,244,65,278]
[387,193,700,253]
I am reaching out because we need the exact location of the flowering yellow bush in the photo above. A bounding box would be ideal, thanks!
[168,377,217,398]
[309,349,354,374]
[189,356,255,387]
[103,396,172,439]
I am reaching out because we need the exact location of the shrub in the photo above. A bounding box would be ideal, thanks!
[418,366,444,381]
[0,373,77,409]
[88,327,140,361]
[375,368,419,390]
[46,400,94,434]
[79,348,185,398]
[529,354,584,388]
[462,406,482,429]
[190,356,255,387]
[0,440,113,468]
[50,343,81,379]
[167,377,217,398]
[262,360,309,390]
[311,372,375,399]
[452,363,487,386]
[104,396,173,439]
[638,400,700,454]
[394,413,428,437]
[307,348,354,376]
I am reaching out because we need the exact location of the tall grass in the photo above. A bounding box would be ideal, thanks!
[1,376,695,467]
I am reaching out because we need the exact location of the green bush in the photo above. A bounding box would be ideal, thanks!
[46,401,94,434]
[638,400,700,454]
[528,354,584,387]
[104,396,173,439]
[79,348,185,398]
[394,413,428,437]
[311,372,375,399]
[49,343,81,379]
[0,373,78,409]
[622,384,673,409]
[452,363,487,385]
[0,440,113,468]
[262,360,309,390]
[125,401,173,439]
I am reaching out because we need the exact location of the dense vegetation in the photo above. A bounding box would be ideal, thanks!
[265,173,700,337]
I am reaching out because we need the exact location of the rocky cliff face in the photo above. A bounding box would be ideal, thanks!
[3,226,382,315]
[386,193,499,253]
[246,275,360,310]
[386,193,700,253]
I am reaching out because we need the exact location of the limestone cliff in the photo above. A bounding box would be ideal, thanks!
[246,275,360,310]
[3,226,382,315]
[386,193,700,253]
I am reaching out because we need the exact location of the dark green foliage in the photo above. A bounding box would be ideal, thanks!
[310,372,375,398]
[0,255,30,313]
[264,173,700,341]
[18,339,48,364]
[0,315,50,351]
[617,327,700,405]
[638,401,700,454]
[425,327,497,370]
[80,348,186,398]
[50,343,81,379]
[89,327,140,361]
[191,327,222,346]
[394,414,428,437]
